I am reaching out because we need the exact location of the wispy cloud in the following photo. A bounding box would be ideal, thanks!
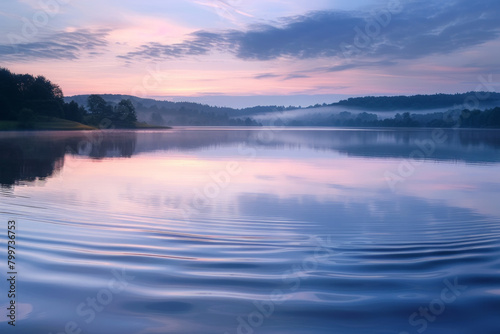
[254,73,281,79]
[319,60,398,73]
[0,29,109,61]
[194,0,254,23]
[118,30,230,60]
[283,74,310,80]
[254,72,310,81]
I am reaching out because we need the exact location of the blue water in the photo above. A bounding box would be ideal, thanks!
[1,128,499,334]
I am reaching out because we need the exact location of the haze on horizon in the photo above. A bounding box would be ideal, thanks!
[1,0,500,108]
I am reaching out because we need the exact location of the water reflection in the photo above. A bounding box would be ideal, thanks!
[1,128,499,334]
[1,128,500,187]
[0,131,137,187]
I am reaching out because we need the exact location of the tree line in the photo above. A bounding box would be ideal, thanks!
[0,68,137,128]
[145,105,260,126]
[334,93,500,110]
[288,109,500,128]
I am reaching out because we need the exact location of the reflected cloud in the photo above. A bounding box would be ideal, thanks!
[235,191,498,240]
[3,128,500,334]
[1,128,500,187]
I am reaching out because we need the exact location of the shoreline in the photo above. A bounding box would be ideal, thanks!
[0,120,172,131]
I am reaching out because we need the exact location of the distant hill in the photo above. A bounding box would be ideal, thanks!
[66,92,500,128]
[65,95,298,126]
[68,92,500,115]
[66,94,235,115]
[333,92,500,111]
[66,95,298,116]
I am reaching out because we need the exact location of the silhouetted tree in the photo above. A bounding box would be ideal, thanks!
[88,95,111,115]
[0,68,66,121]
[86,94,114,125]
[115,99,137,125]
[17,108,35,129]
[63,101,87,123]
[0,68,17,120]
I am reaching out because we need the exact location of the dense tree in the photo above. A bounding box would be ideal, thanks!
[87,95,113,117]
[335,93,500,110]
[0,68,20,119]
[0,68,66,121]
[280,107,500,128]
[17,108,35,129]
[63,101,87,123]
[115,99,137,124]
[486,107,500,127]
[86,95,138,127]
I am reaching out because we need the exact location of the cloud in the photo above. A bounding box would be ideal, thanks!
[120,0,500,67]
[194,0,254,23]
[254,73,281,79]
[0,29,109,61]
[283,74,310,80]
[118,30,231,60]
[253,72,310,81]
[319,60,398,72]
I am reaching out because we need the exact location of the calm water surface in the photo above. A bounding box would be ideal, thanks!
[1,127,499,334]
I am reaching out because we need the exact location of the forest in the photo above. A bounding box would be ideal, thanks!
[286,109,500,128]
[333,93,500,110]
[0,68,139,129]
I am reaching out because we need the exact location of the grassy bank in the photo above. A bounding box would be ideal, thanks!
[0,118,97,131]
[134,122,172,129]
[34,118,97,130]
[0,121,18,131]
[0,119,171,131]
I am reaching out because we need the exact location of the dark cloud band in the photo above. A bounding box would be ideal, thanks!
[119,0,500,67]
[0,29,109,61]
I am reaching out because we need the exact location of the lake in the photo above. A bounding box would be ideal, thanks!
[1,127,499,334]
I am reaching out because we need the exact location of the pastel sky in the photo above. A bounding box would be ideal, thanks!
[1,0,499,107]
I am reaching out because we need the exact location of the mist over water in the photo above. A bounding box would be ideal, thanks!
[249,102,500,125]
[1,128,499,334]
